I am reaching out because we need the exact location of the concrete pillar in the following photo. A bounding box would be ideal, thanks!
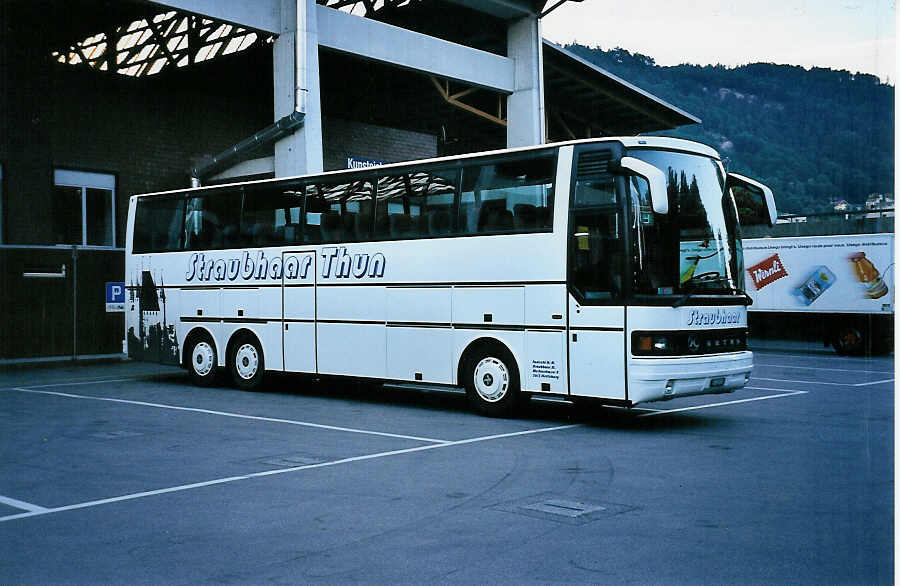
[273,0,323,176]
[506,16,546,148]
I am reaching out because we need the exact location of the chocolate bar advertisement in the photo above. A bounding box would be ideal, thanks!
[741,234,894,313]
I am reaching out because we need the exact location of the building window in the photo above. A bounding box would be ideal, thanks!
[53,169,116,247]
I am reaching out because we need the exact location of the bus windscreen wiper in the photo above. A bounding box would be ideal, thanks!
[672,284,700,308]
[672,275,751,307]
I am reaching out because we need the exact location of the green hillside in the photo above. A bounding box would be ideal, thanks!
[565,44,895,215]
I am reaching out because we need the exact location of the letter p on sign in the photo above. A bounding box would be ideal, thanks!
[106,281,126,312]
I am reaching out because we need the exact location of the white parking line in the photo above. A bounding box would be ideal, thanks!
[751,377,894,387]
[751,351,877,361]
[0,422,581,523]
[637,391,809,417]
[0,495,48,513]
[7,387,451,445]
[852,379,895,387]
[754,363,894,374]
[1,378,145,393]
[13,377,144,389]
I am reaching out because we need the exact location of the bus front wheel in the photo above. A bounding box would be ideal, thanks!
[462,344,521,417]
[187,332,218,387]
[229,333,265,391]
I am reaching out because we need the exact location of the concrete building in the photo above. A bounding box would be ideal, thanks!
[0,0,698,362]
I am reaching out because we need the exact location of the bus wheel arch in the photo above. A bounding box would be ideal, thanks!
[458,338,522,417]
[184,327,219,387]
[227,329,265,391]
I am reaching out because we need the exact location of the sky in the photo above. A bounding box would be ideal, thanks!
[541,0,896,83]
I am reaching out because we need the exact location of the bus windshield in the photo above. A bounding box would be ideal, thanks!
[627,149,744,299]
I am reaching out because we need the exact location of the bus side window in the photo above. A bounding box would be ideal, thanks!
[241,185,304,247]
[459,155,554,236]
[211,190,242,249]
[133,196,185,253]
[375,167,458,240]
[311,179,374,244]
[183,190,242,250]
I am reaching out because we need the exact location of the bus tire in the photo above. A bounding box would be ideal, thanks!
[186,331,218,387]
[831,326,865,356]
[462,343,521,417]
[228,332,265,391]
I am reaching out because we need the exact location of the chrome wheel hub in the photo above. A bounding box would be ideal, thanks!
[192,342,214,376]
[473,357,509,403]
[234,343,259,380]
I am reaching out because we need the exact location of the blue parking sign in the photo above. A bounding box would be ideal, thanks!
[106,281,125,312]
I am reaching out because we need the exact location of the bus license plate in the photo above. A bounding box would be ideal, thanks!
[710,377,725,387]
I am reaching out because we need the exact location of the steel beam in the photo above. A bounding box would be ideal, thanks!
[316,4,516,93]
[148,0,280,33]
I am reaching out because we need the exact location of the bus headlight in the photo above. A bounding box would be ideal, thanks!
[635,334,673,355]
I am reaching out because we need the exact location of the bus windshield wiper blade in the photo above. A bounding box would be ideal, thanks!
[672,286,700,308]
[673,284,752,308]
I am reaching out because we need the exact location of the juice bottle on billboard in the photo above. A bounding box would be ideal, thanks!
[792,266,836,305]
[848,252,888,299]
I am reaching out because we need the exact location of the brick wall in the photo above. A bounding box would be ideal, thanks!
[323,118,437,171]
[1,41,442,247]
[0,47,273,247]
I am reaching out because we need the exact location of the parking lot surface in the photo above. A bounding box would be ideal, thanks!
[1,349,893,584]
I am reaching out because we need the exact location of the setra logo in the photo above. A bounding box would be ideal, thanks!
[747,253,788,290]
[686,335,701,353]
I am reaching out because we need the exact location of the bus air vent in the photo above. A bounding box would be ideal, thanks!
[577,151,612,177]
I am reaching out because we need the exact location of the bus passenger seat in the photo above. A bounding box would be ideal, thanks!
[282,223,299,243]
[321,211,343,242]
[304,223,321,243]
[458,203,478,234]
[390,214,412,238]
[374,208,390,238]
[428,210,451,235]
[479,203,513,232]
[222,224,238,248]
[342,211,358,241]
[356,205,373,240]
[252,223,274,246]
[513,204,537,229]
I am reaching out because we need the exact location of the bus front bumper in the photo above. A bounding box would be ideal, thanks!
[628,351,753,405]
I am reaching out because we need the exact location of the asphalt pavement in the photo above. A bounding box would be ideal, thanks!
[0,348,893,584]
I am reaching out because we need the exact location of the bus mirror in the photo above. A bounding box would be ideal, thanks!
[727,173,777,226]
[618,157,669,214]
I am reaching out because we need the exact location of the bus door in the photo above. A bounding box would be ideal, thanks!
[566,148,627,400]
[282,250,317,373]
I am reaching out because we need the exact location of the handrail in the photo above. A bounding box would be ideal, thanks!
[23,264,66,279]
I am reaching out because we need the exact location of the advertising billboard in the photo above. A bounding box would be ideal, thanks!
[742,234,894,314]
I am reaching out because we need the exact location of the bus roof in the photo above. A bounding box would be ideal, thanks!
[133,136,721,199]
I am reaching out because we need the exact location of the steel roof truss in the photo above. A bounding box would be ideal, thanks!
[51,10,270,78]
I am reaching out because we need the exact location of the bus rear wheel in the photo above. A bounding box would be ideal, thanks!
[229,333,265,391]
[831,326,865,356]
[462,344,520,417]
[187,333,218,387]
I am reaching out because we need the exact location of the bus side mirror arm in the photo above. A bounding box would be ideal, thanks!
[618,157,669,214]
[727,173,777,226]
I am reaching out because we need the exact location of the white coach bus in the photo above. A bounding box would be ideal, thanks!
[125,137,776,416]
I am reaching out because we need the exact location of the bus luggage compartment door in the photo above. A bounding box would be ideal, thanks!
[567,295,626,399]
[282,251,317,373]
